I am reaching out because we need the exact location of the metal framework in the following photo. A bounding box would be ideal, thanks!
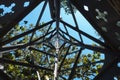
[0,0,120,80]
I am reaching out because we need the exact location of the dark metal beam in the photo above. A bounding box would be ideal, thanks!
[59,75,67,80]
[67,0,78,28]
[63,23,69,34]
[70,0,120,51]
[55,0,60,31]
[59,28,118,56]
[0,58,53,71]
[58,45,71,72]
[32,28,56,45]
[1,20,55,46]
[42,23,53,41]
[58,31,80,46]
[34,30,57,50]
[0,0,44,39]
[28,25,57,44]
[42,42,55,49]
[68,48,83,80]
[62,60,104,72]
[48,0,55,19]
[93,57,118,80]
[67,50,79,55]
[0,29,56,53]
[59,29,103,54]
[29,47,56,57]
[0,70,12,80]
[30,0,48,41]
[60,20,107,48]
[59,43,66,50]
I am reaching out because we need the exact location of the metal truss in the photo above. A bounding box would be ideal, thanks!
[0,0,120,80]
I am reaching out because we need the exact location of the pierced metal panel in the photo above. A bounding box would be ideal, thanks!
[70,0,120,53]
[0,0,43,38]
[0,0,120,80]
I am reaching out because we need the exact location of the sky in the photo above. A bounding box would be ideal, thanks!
[20,1,105,56]
[18,1,105,80]
[21,2,105,80]
[20,1,102,44]
[0,1,105,80]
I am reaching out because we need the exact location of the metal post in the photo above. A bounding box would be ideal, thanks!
[0,53,4,70]
[36,71,41,80]
[54,38,59,80]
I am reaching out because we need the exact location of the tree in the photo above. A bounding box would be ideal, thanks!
[1,22,104,80]
[0,0,104,80]
[61,0,76,14]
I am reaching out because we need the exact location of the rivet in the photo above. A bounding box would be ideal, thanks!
[116,21,120,27]
[101,27,107,32]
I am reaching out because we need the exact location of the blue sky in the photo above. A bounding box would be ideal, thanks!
[20,1,105,55]
[19,1,104,80]
[0,1,105,79]
[21,1,102,44]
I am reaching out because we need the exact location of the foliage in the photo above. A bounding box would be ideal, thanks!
[1,0,104,79]
[2,23,53,80]
[61,0,76,14]
[1,22,104,80]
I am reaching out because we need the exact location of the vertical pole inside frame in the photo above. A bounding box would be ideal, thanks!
[54,38,59,80]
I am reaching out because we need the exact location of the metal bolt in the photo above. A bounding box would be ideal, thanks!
[116,21,120,27]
